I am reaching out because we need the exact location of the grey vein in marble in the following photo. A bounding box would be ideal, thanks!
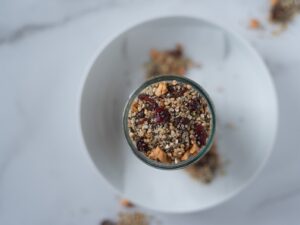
[254,186,300,210]
[0,1,118,46]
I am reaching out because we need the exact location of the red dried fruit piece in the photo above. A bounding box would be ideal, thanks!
[155,107,170,124]
[167,84,186,97]
[138,93,151,101]
[138,94,158,110]
[194,124,208,146]
[188,98,201,111]
[136,139,149,152]
[173,116,190,129]
[136,110,145,119]
[137,118,147,125]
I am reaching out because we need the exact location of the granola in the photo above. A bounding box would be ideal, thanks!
[185,142,220,183]
[127,81,212,164]
[270,0,300,24]
[145,44,195,78]
[101,212,148,225]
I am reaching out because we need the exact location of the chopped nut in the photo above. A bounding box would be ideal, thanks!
[155,82,168,96]
[189,143,199,154]
[181,151,190,161]
[148,146,169,163]
[120,199,134,208]
[131,101,138,112]
[249,19,261,29]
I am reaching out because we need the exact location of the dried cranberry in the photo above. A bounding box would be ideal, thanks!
[167,84,186,97]
[167,85,177,93]
[138,93,150,101]
[155,107,170,124]
[194,124,208,146]
[136,110,145,119]
[136,139,149,152]
[188,99,201,111]
[173,116,190,129]
[137,118,147,125]
[138,94,158,110]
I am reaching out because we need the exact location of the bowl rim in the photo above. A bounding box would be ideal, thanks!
[78,14,278,213]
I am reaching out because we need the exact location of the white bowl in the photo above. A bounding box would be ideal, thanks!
[80,15,278,213]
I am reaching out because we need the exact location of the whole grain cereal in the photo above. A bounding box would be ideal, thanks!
[127,80,213,164]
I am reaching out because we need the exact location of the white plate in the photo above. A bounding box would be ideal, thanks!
[80,16,278,213]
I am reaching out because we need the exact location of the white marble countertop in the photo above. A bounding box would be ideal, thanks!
[1,0,300,224]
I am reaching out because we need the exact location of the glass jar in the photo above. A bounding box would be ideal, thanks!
[123,75,216,169]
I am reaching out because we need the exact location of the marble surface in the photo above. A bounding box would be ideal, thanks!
[1,0,300,224]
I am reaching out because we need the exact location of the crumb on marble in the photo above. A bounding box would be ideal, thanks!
[120,199,134,208]
[249,19,262,29]
[101,212,149,225]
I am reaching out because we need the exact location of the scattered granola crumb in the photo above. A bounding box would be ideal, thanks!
[249,19,262,29]
[185,142,220,183]
[118,212,149,225]
[145,44,196,78]
[144,45,221,182]
[101,212,149,225]
[270,0,300,24]
[250,0,300,34]
[120,199,134,208]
